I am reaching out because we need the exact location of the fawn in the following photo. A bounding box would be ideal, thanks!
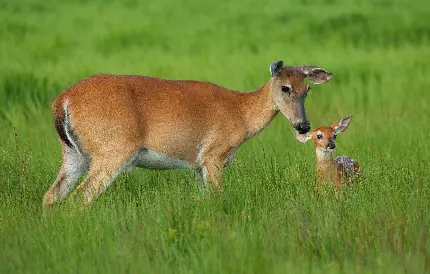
[296,116,359,198]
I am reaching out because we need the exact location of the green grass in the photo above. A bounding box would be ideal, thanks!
[1,0,430,273]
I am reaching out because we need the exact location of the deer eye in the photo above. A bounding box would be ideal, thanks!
[281,85,291,94]
[316,134,323,140]
[333,135,337,140]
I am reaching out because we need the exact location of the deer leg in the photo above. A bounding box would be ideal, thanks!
[43,145,88,208]
[199,157,223,192]
[314,180,320,192]
[72,152,136,205]
[333,173,343,200]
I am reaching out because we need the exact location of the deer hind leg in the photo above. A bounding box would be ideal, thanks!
[43,145,88,208]
[72,151,137,205]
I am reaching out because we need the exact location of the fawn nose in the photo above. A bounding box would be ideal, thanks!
[327,141,336,150]
[295,121,311,134]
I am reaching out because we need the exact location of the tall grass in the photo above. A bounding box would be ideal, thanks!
[1,0,430,273]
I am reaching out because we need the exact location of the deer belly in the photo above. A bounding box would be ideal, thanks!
[133,148,191,170]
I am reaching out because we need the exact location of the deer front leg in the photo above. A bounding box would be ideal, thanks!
[315,173,325,193]
[199,157,223,192]
[333,172,343,200]
[314,179,320,192]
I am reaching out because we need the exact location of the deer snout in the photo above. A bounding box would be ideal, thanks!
[294,121,311,134]
[327,141,336,150]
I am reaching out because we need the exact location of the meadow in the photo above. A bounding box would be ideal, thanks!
[1,0,430,273]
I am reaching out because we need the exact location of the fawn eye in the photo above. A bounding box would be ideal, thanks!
[333,135,337,140]
[317,134,323,140]
[281,85,291,94]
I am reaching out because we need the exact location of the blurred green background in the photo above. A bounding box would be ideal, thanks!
[1,0,430,273]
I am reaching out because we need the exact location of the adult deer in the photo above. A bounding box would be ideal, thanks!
[42,61,333,207]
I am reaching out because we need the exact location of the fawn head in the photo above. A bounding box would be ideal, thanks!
[296,116,353,153]
[269,61,333,134]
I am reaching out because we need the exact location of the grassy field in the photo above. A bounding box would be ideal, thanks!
[1,0,430,273]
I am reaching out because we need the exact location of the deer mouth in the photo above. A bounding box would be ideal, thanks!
[293,122,311,134]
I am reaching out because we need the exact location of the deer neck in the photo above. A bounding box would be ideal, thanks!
[239,81,278,138]
[315,149,336,183]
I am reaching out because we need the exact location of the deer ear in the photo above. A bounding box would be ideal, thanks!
[299,66,333,84]
[270,61,284,76]
[296,132,310,143]
[331,115,353,134]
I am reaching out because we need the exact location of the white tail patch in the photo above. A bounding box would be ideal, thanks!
[63,99,82,156]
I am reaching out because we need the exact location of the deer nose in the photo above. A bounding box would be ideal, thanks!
[295,122,311,134]
[327,141,336,150]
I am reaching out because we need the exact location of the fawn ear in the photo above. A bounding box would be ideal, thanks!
[298,66,333,84]
[270,61,284,76]
[296,132,310,143]
[331,115,353,134]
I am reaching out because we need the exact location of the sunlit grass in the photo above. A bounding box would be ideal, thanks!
[1,0,430,273]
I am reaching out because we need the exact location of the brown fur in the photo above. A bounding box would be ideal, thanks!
[43,63,333,207]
